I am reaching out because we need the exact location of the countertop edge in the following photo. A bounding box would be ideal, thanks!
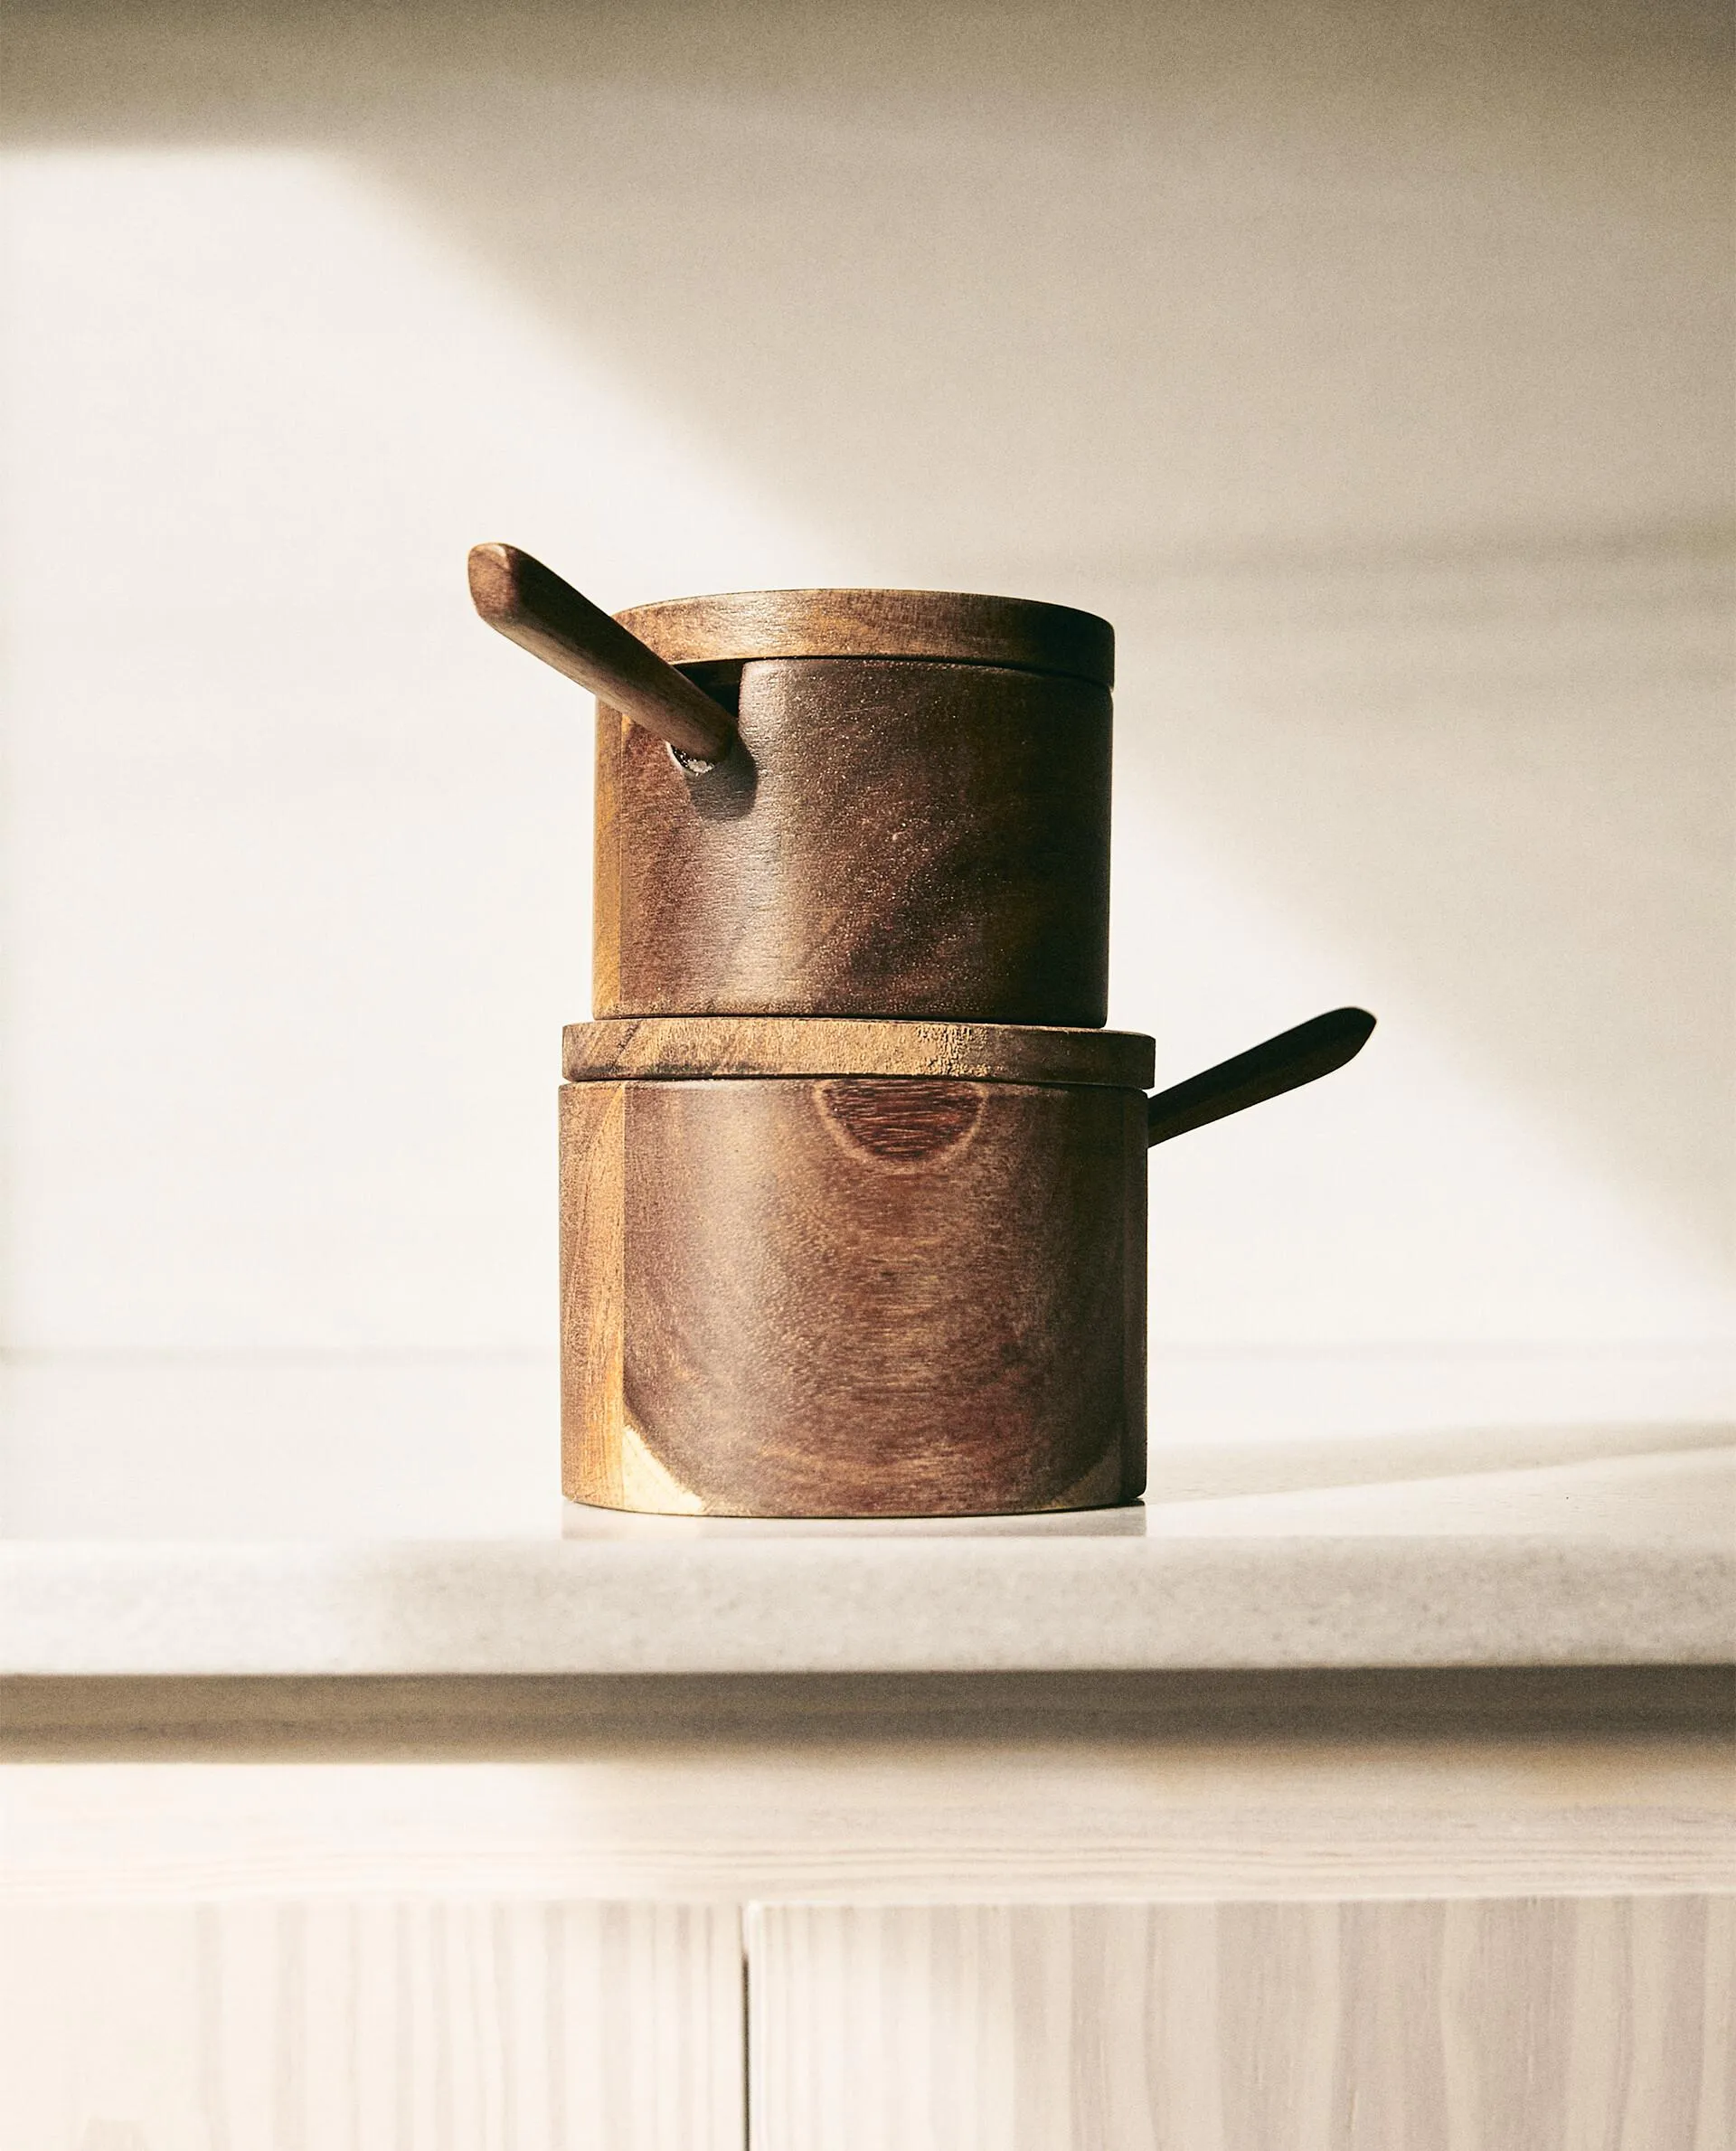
[2,1536,1730,1678]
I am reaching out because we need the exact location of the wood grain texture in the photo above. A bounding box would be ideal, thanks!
[593,656,1112,1024]
[560,1076,1146,1516]
[0,1898,744,2151]
[559,1080,630,1510]
[591,696,623,1014]
[469,544,735,761]
[562,1016,1155,1089]
[748,1895,1736,2151]
[5,1705,1731,1903]
[616,587,1114,688]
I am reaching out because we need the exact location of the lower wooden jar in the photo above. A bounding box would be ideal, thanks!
[559,1018,1154,1518]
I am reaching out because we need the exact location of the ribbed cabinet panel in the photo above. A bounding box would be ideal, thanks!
[744,1896,1735,2151]
[0,1898,744,2151]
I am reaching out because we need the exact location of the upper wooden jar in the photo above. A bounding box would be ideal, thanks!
[592,589,1115,1027]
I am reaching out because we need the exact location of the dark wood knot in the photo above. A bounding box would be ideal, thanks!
[817,1080,983,1166]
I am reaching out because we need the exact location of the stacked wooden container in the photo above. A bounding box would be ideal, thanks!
[471,549,1371,1518]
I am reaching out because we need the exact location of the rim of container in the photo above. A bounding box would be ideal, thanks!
[615,587,1115,691]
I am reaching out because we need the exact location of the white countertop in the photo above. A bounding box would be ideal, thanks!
[5,1430,1731,1677]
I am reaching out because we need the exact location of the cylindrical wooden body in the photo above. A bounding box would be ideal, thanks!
[593,591,1115,1027]
[560,1067,1147,1518]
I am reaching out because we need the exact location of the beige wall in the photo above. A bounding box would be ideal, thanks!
[1,1,1730,1525]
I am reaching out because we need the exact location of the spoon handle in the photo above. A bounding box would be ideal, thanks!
[1147,1006,1375,1147]
[468,543,736,765]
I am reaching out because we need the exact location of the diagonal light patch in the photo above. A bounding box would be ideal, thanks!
[0,147,839,1356]
[1114,793,1733,1353]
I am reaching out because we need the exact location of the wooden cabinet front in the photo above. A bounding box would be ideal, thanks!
[0,1899,745,2151]
[746,1896,1735,2151]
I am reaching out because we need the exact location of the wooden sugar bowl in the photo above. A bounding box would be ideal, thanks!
[561,1018,1150,1517]
[469,543,1378,1518]
[470,548,1114,1026]
[558,1009,1375,1519]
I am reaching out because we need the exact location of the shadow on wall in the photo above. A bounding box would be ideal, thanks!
[4,0,1731,1273]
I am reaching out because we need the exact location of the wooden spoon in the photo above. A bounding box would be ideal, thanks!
[467,543,736,765]
[1146,1006,1375,1147]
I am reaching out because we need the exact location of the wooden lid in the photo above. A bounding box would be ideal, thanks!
[562,1017,1153,1090]
[614,589,1114,691]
